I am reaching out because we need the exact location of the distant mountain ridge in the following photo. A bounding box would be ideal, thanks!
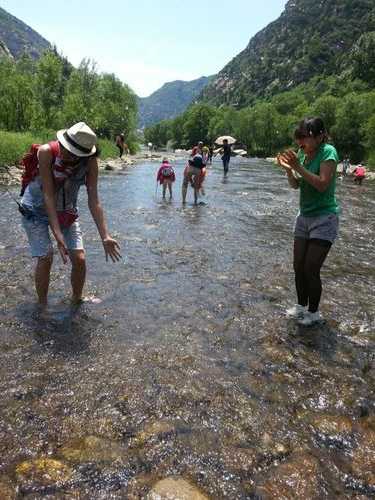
[0,6,51,59]
[201,0,375,107]
[138,76,214,128]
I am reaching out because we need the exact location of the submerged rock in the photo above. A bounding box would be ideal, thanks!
[310,414,354,435]
[255,452,325,499]
[221,446,257,473]
[146,477,209,500]
[15,458,73,488]
[132,420,176,448]
[351,429,375,487]
[0,477,16,499]
[59,435,126,464]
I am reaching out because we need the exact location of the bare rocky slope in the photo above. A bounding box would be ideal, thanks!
[0,6,50,60]
[200,0,375,107]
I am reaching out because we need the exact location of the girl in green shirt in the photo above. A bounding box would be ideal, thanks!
[277,117,339,326]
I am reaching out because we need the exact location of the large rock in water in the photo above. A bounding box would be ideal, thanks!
[15,458,73,489]
[146,477,209,500]
[59,435,126,464]
[351,428,375,487]
[255,452,325,499]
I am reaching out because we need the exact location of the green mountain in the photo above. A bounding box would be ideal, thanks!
[138,76,213,128]
[201,0,375,107]
[0,6,51,60]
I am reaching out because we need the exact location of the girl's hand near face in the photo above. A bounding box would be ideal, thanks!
[278,150,301,172]
[277,153,292,172]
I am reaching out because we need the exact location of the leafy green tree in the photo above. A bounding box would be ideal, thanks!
[169,115,185,148]
[96,73,137,139]
[351,32,375,87]
[32,50,64,129]
[144,120,170,148]
[311,95,339,131]
[183,104,216,146]
[332,93,366,161]
[61,59,100,128]
[0,59,33,131]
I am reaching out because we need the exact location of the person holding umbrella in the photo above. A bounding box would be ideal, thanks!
[215,136,236,176]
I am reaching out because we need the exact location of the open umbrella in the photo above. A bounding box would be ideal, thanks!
[215,135,236,145]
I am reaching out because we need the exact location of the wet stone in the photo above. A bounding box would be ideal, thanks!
[15,458,73,489]
[351,429,375,487]
[309,414,354,448]
[255,452,325,499]
[59,435,126,464]
[133,420,176,447]
[146,477,209,500]
[220,446,257,473]
[0,477,16,499]
[310,414,353,435]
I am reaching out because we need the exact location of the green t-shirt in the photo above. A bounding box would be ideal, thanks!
[298,143,339,217]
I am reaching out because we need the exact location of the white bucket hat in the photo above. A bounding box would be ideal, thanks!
[56,122,97,157]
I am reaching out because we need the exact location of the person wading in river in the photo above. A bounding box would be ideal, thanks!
[157,158,175,199]
[182,152,206,205]
[221,139,231,176]
[20,122,121,307]
[277,117,339,326]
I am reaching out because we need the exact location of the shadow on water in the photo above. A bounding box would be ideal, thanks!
[290,322,339,359]
[15,302,99,356]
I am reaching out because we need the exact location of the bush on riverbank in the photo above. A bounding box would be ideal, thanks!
[0,130,121,168]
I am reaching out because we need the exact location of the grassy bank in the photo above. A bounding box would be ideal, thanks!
[0,130,119,168]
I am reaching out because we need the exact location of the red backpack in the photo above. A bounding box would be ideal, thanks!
[20,141,60,196]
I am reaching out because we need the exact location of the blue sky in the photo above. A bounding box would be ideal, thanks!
[1,0,287,97]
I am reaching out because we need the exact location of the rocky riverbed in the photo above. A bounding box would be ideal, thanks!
[0,157,374,498]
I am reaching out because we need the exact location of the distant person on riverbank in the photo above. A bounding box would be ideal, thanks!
[208,146,214,164]
[342,157,350,176]
[19,122,121,308]
[115,133,126,159]
[221,139,231,176]
[277,117,339,326]
[157,158,175,199]
[353,163,366,185]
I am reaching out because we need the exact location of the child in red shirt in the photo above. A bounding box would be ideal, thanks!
[353,164,366,185]
[157,158,175,199]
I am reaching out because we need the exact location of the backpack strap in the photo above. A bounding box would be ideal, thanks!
[48,140,60,160]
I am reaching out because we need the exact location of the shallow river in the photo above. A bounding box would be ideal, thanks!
[0,158,374,499]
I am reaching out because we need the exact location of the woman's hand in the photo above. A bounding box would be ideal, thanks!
[56,236,69,264]
[102,237,122,262]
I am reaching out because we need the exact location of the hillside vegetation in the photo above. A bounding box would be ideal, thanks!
[145,74,375,165]
[201,0,375,107]
[0,51,138,166]
[145,0,375,164]
[138,76,213,128]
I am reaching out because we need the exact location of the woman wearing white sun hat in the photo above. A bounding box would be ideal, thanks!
[20,122,121,307]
